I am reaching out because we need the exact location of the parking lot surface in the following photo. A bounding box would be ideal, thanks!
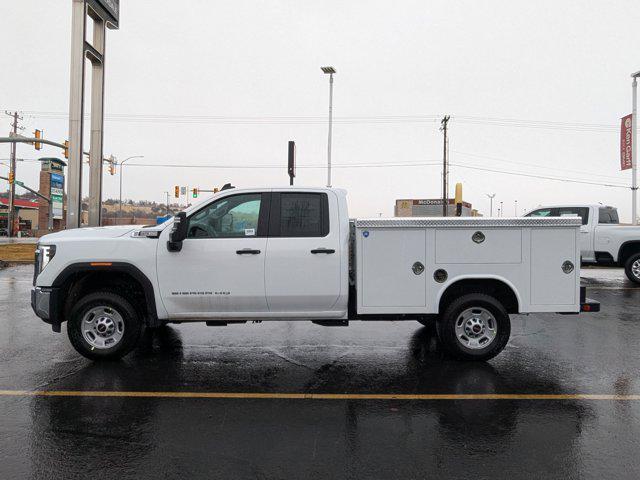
[1,265,640,479]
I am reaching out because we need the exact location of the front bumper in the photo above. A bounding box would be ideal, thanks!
[31,287,62,332]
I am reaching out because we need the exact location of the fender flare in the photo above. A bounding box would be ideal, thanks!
[51,262,158,325]
[617,241,640,265]
[436,274,522,313]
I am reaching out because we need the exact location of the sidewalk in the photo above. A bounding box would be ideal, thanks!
[0,237,38,244]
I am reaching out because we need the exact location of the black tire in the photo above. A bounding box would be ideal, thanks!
[436,293,511,361]
[67,291,143,361]
[624,253,640,284]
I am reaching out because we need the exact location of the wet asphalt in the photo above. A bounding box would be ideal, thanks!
[1,265,639,479]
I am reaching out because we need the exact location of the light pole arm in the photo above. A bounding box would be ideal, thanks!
[118,155,144,221]
[0,176,50,202]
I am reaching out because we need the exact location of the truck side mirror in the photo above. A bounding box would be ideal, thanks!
[167,212,188,252]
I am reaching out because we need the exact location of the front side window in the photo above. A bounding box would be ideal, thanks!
[187,193,262,238]
[526,207,589,225]
[526,208,553,218]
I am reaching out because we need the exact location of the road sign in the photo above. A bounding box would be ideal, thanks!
[50,173,64,219]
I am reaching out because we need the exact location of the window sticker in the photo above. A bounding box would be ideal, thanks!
[245,228,256,236]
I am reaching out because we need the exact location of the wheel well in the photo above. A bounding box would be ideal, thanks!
[618,242,640,266]
[58,269,155,325]
[439,279,519,314]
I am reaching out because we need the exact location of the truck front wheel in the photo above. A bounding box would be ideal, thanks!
[437,293,511,361]
[67,291,142,361]
[624,253,640,284]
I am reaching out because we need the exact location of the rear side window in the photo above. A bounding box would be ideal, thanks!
[271,193,329,237]
[599,208,619,224]
[556,207,589,226]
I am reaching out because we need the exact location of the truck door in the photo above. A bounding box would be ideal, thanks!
[156,192,270,318]
[264,192,341,315]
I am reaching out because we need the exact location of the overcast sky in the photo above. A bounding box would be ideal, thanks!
[2,0,640,219]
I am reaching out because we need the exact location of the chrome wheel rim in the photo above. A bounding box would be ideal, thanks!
[81,306,125,349]
[454,307,497,350]
[632,260,640,279]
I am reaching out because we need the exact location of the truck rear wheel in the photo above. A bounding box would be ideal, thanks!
[436,293,510,361]
[67,291,142,361]
[624,253,640,284]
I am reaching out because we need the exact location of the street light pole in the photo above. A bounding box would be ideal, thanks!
[514,200,518,216]
[321,66,336,188]
[632,71,639,225]
[118,155,144,223]
[486,193,495,217]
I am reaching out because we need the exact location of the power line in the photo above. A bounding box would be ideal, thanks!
[449,163,628,189]
[122,160,629,188]
[4,110,618,132]
[452,150,626,181]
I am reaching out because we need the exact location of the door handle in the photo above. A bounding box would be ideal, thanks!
[311,248,336,254]
[236,249,261,255]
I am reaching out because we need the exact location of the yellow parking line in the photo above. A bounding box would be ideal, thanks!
[0,390,639,400]
[585,286,640,290]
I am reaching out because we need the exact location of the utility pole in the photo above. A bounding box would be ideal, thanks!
[514,200,518,216]
[4,111,22,237]
[500,201,504,217]
[486,193,496,217]
[164,191,170,216]
[440,115,450,216]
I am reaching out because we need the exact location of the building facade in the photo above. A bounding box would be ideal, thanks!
[395,198,480,217]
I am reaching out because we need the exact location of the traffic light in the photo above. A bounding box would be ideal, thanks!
[8,171,14,184]
[34,129,42,150]
[174,185,180,198]
[63,140,69,159]
[192,187,198,198]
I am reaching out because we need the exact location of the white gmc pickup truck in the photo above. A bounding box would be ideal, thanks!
[31,187,598,362]
[525,204,640,283]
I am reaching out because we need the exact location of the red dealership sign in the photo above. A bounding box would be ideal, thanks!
[621,114,633,170]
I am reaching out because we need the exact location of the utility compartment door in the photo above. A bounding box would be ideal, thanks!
[530,227,578,308]
[359,228,426,310]
[435,229,521,264]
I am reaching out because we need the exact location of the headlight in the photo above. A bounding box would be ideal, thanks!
[36,244,56,275]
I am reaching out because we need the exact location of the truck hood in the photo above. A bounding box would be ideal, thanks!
[39,225,138,243]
